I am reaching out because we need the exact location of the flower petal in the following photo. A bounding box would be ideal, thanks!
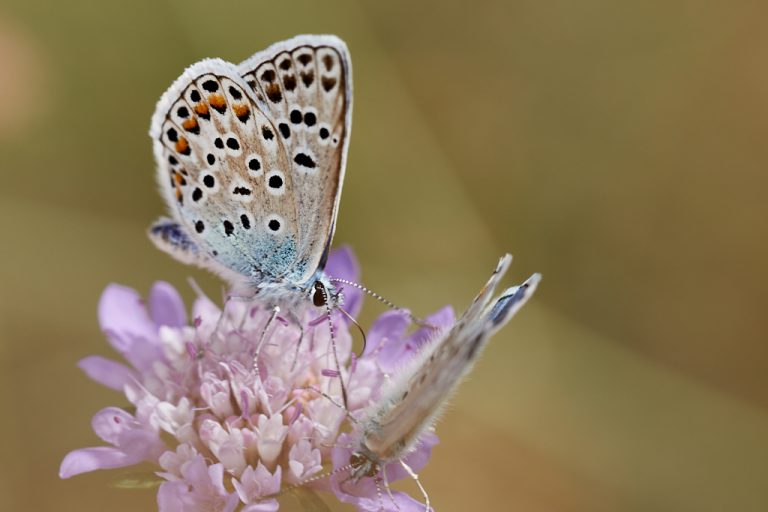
[363,310,410,361]
[242,501,279,512]
[91,407,137,445]
[326,246,360,282]
[59,447,141,478]
[157,480,189,512]
[98,284,156,342]
[77,356,137,391]
[119,428,167,462]
[364,490,431,512]
[192,294,221,329]
[382,431,439,481]
[326,246,363,318]
[405,306,455,350]
[98,284,167,371]
[149,281,187,328]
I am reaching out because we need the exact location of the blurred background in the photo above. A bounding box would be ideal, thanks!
[1,0,767,510]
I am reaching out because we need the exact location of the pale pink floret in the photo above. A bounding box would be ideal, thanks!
[60,247,449,511]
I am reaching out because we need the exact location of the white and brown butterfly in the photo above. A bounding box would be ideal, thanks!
[148,35,352,311]
[347,255,540,507]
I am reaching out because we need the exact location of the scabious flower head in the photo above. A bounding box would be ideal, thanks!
[61,248,452,511]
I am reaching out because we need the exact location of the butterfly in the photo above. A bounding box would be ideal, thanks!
[346,255,540,504]
[148,35,352,311]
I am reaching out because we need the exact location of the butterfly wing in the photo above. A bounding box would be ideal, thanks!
[237,35,352,283]
[150,57,310,288]
[358,256,541,462]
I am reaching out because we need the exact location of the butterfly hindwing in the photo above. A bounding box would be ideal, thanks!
[238,35,351,283]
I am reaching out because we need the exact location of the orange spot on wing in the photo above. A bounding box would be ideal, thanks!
[194,103,209,116]
[208,94,226,109]
[174,173,184,186]
[233,104,249,117]
[182,118,198,131]
[175,137,189,154]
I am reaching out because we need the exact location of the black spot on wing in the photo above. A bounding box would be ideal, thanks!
[261,69,276,82]
[321,76,337,92]
[228,86,242,99]
[283,75,297,91]
[232,186,252,196]
[294,153,316,168]
[322,54,334,71]
[300,70,314,87]
[265,83,282,103]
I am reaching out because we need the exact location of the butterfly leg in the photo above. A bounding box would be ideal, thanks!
[380,466,401,511]
[321,299,350,410]
[296,385,353,423]
[253,305,281,416]
[284,309,305,371]
[399,459,430,512]
[211,291,256,340]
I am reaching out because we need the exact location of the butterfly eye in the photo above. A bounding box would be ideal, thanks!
[349,452,379,478]
[313,282,327,307]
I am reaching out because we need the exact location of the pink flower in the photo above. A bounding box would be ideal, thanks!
[60,247,452,511]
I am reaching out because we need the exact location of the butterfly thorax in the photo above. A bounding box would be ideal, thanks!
[246,271,340,311]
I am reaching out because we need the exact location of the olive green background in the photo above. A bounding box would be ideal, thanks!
[1,0,767,510]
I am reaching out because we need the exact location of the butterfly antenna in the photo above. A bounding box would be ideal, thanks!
[399,459,430,512]
[331,278,438,330]
[296,462,356,488]
[321,287,350,410]
[259,462,356,503]
[374,475,385,512]
[252,305,281,416]
[337,305,368,356]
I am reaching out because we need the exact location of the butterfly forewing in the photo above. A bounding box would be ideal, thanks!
[239,36,351,283]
